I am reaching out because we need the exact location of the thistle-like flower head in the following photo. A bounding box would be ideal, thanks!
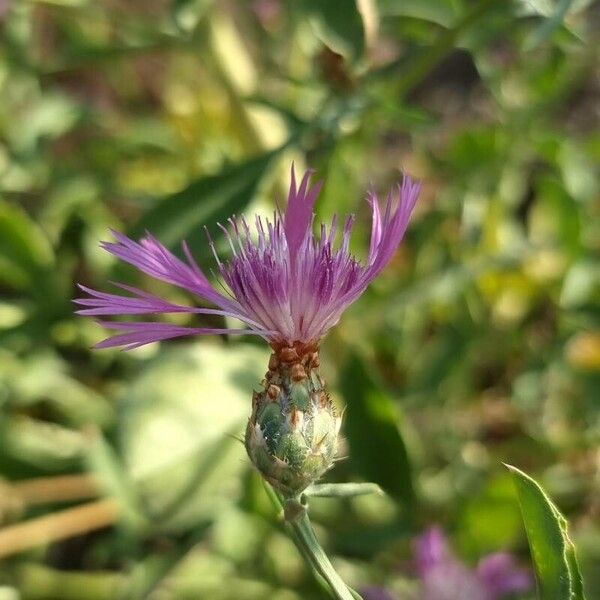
[76,166,420,496]
[75,166,420,350]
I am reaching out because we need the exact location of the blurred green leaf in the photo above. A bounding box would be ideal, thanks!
[560,260,600,308]
[118,342,267,529]
[507,464,586,599]
[1,416,84,470]
[378,0,462,27]
[86,433,149,532]
[303,0,365,61]
[244,95,308,130]
[15,563,124,600]
[537,175,581,255]
[524,0,575,50]
[128,150,280,260]
[0,201,54,291]
[339,353,414,507]
[171,0,215,33]
[516,0,555,17]
[558,140,598,202]
[7,352,113,428]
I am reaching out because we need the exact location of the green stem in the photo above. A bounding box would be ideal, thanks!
[263,484,361,600]
[292,510,361,600]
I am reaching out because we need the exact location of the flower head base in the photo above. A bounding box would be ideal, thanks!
[246,341,340,496]
[76,165,420,494]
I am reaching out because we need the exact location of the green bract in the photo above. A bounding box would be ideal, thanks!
[245,346,341,497]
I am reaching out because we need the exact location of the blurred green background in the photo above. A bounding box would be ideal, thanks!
[0,1,598,598]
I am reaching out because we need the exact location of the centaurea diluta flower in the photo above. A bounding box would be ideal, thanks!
[76,166,420,496]
[414,527,531,600]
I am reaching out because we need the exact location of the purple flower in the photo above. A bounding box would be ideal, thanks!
[76,166,420,351]
[477,553,532,599]
[361,586,396,600]
[414,527,531,600]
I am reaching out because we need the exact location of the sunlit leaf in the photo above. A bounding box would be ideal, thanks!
[558,140,598,202]
[304,482,382,498]
[1,416,85,470]
[118,342,267,529]
[8,352,113,428]
[303,0,365,60]
[507,464,586,599]
[171,0,215,33]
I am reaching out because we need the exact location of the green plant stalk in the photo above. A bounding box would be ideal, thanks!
[264,484,361,600]
[293,509,361,600]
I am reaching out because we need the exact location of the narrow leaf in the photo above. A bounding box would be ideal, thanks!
[506,464,586,600]
[303,0,365,61]
[304,482,383,499]
[86,433,148,532]
[524,0,575,50]
[128,149,280,260]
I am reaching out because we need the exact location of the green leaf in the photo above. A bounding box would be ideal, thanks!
[128,150,280,260]
[1,416,85,470]
[524,0,575,50]
[86,433,149,533]
[338,353,414,507]
[303,0,365,61]
[9,352,113,429]
[304,482,383,499]
[378,0,463,27]
[118,342,267,529]
[506,464,586,600]
[170,0,215,33]
[0,201,54,291]
[516,0,555,17]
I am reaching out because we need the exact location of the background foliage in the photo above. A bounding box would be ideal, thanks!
[0,1,598,598]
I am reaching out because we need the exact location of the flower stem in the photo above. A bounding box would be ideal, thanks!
[264,484,361,600]
[292,509,361,600]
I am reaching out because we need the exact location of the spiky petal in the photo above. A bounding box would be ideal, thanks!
[76,166,420,349]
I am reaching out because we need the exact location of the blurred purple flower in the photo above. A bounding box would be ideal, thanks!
[414,527,531,600]
[252,0,281,27]
[76,166,420,350]
[361,586,396,600]
[477,553,532,599]
[0,0,10,20]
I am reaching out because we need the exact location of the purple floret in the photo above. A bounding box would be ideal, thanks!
[76,166,420,350]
